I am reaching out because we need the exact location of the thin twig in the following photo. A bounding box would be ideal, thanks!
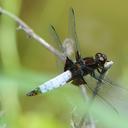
[0,7,96,128]
[0,7,65,62]
[79,85,95,128]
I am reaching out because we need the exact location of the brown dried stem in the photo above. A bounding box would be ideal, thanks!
[0,7,65,62]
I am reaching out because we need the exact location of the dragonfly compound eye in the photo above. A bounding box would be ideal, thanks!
[95,53,107,66]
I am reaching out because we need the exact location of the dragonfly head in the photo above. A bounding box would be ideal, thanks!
[95,53,114,70]
[95,53,107,67]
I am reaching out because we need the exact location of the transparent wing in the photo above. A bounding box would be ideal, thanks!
[49,24,75,57]
[84,69,128,113]
[49,8,81,60]
[95,75,128,92]
[49,25,64,52]
[85,83,118,113]
[68,8,81,61]
[49,25,66,72]
[92,69,108,98]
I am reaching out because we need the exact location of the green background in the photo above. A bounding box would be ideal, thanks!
[0,0,128,128]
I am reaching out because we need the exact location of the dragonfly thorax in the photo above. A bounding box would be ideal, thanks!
[64,52,111,86]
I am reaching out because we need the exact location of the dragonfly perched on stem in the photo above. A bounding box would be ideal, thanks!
[26,8,126,113]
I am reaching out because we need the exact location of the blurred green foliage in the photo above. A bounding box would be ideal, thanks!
[0,0,128,128]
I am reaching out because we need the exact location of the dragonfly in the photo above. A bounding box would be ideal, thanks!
[26,8,125,111]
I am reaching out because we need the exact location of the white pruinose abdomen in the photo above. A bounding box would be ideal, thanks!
[27,70,72,96]
[39,70,72,93]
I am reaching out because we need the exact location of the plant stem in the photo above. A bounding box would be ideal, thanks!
[0,7,66,62]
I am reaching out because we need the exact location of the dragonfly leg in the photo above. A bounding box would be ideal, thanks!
[75,50,81,61]
[64,57,74,71]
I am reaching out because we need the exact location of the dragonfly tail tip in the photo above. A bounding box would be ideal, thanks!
[26,91,37,96]
[26,87,41,96]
